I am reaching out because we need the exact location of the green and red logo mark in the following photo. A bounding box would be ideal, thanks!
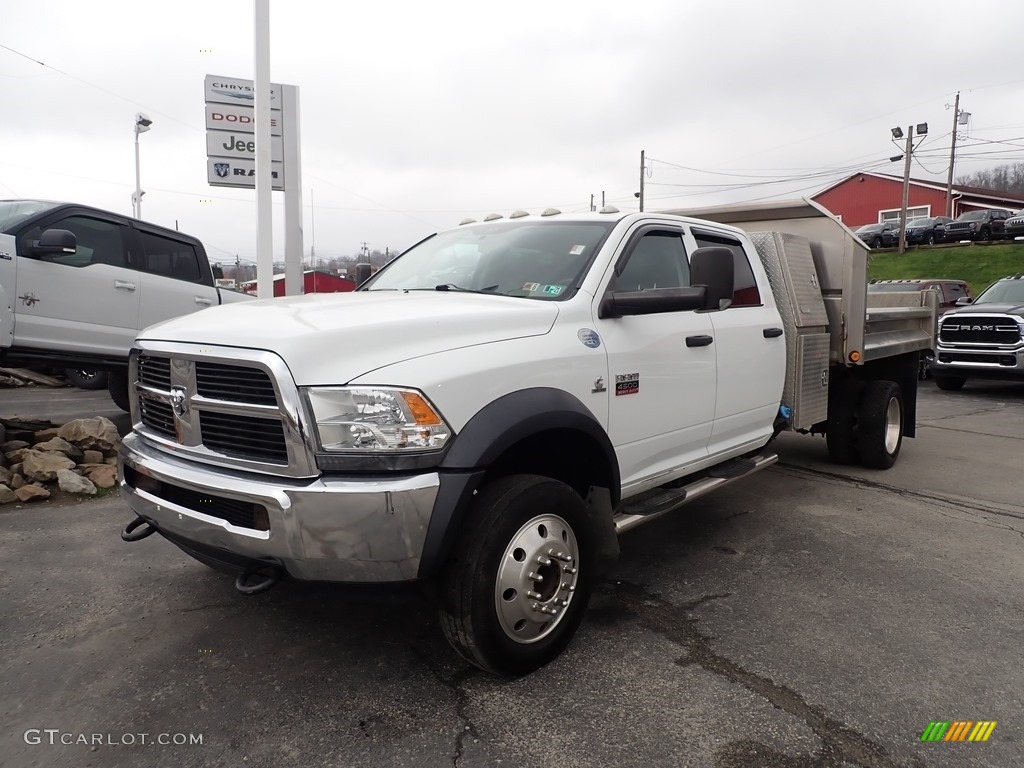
[920,721,997,742]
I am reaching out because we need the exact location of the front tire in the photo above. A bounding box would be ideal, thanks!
[438,474,595,677]
[107,369,131,412]
[856,381,903,469]
[926,233,936,245]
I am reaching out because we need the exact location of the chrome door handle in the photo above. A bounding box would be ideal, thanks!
[114,280,137,291]
[194,296,213,305]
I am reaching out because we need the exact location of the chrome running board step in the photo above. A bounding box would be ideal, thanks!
[613,453,777,535]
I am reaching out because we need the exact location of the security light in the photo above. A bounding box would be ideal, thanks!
[891,127,904,140]
[916,122,928,136]
[135,113,153,132]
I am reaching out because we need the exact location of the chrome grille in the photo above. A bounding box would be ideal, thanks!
[939,316,1021,345]
[199,412,288,464]
[138,355,171,389]
[196,362,278,406]
[140,398,175,438]
[132,346,314,477]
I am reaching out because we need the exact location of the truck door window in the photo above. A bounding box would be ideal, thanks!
[692,230,761,307]
[139,232,201,282]
[614,232,689,291]
[20,215,128,268]
[944,283,967,303]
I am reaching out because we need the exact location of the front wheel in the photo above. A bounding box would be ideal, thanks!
[871,237,882,248]
[107,369,131,412]
[978,227,991,242]
[64,368,109,390]
[926,233,936,245]
[857,381,903,469]
[438,474,595,677]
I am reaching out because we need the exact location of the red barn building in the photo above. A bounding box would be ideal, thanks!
[241,269,356,296]
[812,171,1024,228]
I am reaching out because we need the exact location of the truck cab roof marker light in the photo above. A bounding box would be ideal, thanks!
[509,210,530,219]
[540,208,562,217]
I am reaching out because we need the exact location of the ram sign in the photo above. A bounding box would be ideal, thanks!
[205,74,289,190]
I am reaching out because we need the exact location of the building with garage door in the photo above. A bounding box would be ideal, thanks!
[812,171,1024,228]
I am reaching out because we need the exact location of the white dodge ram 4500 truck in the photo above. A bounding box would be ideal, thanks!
[118,199,936,676]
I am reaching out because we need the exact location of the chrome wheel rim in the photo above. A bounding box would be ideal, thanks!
[884,396,902,454]
[495,514,580,645]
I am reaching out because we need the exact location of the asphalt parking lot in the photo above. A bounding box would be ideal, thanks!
[1,382,1022,768]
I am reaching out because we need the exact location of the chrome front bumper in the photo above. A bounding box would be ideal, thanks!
[119,433,440,582]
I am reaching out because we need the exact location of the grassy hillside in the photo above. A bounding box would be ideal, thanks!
[867,242,1024,296]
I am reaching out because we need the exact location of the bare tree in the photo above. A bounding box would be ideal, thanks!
[957,162,1024,196]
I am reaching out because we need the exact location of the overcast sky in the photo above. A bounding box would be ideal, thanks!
[3,1,1023,266]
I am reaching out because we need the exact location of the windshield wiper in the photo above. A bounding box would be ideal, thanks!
[431,284,499,294]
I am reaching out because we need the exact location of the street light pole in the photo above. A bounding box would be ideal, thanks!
[898,126,914,255]
[132,113,153,219]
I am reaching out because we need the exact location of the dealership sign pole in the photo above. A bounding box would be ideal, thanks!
[254,0,273,298]
[204,9,304,296]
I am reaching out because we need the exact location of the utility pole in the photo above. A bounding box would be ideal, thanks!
[602,190,606,209]
[898,126,914,255]
[945,91,961,218]
[589,193,595,212]
[638,150,646,212]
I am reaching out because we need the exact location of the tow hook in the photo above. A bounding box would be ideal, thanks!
[121,516,157,542]
[235,564,282,596]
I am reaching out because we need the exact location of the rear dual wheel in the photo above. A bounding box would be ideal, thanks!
[826,380,904,469]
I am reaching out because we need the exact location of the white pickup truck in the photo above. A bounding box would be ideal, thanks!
[0,199,251,408]
[118,199,936,676]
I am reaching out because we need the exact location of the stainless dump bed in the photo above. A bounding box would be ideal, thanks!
[666,198,937,366]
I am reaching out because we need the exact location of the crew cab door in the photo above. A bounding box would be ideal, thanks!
[0,233,16,351]
[595,224,716,493]
[11,212,139,357]
[134,226,219,330]
[688,228,785,456]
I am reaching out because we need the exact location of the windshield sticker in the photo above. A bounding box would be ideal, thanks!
[615,372,639,396]
[569,244,586,256]
[542,285,564,296]
[578,329,601,349]
[522,282,541,291]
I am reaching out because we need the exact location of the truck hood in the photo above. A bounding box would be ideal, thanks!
[945,303,1024,317]
[137,291,559,384]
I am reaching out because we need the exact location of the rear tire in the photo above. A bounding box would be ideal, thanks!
[856,381,903,470]
[934,376,966,391]
[107,370,131,412]
[438,474,595,677]
[64,368,109,390]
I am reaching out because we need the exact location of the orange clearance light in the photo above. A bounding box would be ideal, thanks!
[400,391,442,425]
[849,350,862,363]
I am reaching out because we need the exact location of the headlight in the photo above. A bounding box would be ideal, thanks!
[304,386,451,453]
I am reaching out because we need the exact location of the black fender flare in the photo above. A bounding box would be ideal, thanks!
[418,388,620,578]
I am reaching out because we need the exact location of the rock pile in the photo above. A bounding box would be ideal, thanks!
[0,417,121,504]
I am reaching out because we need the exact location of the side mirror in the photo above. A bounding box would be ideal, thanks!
[30,229,77,258]
[689,246,735,311]
[955,296,973,306]
[599,286,707,318]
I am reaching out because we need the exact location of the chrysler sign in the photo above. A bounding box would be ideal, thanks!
[205,74,290,190]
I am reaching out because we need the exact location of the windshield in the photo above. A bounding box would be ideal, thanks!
[906,218,931,228]
[364,220,615,299]
[0,200,60,233]
[956,211,988,222]
[856,225,882,233]
[974,279,1024,304]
